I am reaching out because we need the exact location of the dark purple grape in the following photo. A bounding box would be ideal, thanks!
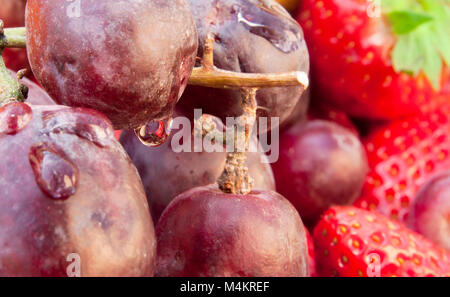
[121,113,275,224]
[272,120,368,225]
[0,102,155,276]
[26,0,198,130]
[179,0,310,131]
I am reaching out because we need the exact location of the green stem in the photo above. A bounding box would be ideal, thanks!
[1,27,27,48]
[0,52,25,104]
[0,24,26,104]
[217,89,257,195]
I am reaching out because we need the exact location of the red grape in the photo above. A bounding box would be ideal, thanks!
[156,185,309,276]
[0,102,156,276]
[272,120,368,225]
[26,0,198,130]
[409,172,450,251]
[179,0,310,131]
[120,113,275,224]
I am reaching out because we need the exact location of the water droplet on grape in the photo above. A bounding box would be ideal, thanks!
[234,1,302,53]
[135,117,173,147]
[0,102,33,135]
[29,143,78,200]
[42,108,113,147]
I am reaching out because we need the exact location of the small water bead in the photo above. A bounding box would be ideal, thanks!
[235,0,303,54]
[135,116,173,147]
[0,102,33,135]
[29,143,78,200]
[42,108,114,147]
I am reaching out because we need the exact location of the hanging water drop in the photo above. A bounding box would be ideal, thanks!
[29,143,78,200]
[0,102,33,135]
[135,116,173,147]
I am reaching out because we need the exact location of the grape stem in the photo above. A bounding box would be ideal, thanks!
[195,115,227,146]
[190,34,309,89]
[1,26,309,89]
[0,22,27,105]
[0,27,26,48]
[217,88,257,195]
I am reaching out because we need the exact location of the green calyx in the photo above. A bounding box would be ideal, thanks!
[382,0,450,90]
[0,25,27,105]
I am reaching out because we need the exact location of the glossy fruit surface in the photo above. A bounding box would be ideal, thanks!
[121,113,275,224]
[180,0,309,131]
[272,120,368,225]
[156,185,309,277]
[298,0,450,120]
[26,0,198,129]
[409,172,450,251]
[1,0,30,73]
[314,206,450,277]
[0,102,156,276]
[355,109,450,223]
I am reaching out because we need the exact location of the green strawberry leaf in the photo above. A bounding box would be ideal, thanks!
[387,11,432,35]
[382,0,450,90]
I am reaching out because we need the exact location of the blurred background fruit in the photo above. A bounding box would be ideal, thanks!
[298,0,450,120]
[307,101,359,136]
[314,206,450,277]
[409,172,450,251]
[355,108,450,223]
[272,120,368,226]
[305,229,317,277]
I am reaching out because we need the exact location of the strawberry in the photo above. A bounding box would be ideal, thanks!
[314,206,450,277]
[354,108,450,222]
[297,0,450,120]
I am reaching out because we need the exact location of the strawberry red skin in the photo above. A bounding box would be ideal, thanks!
[297,0,449,120]
[314,206,450,277]
[355,109,450,222]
